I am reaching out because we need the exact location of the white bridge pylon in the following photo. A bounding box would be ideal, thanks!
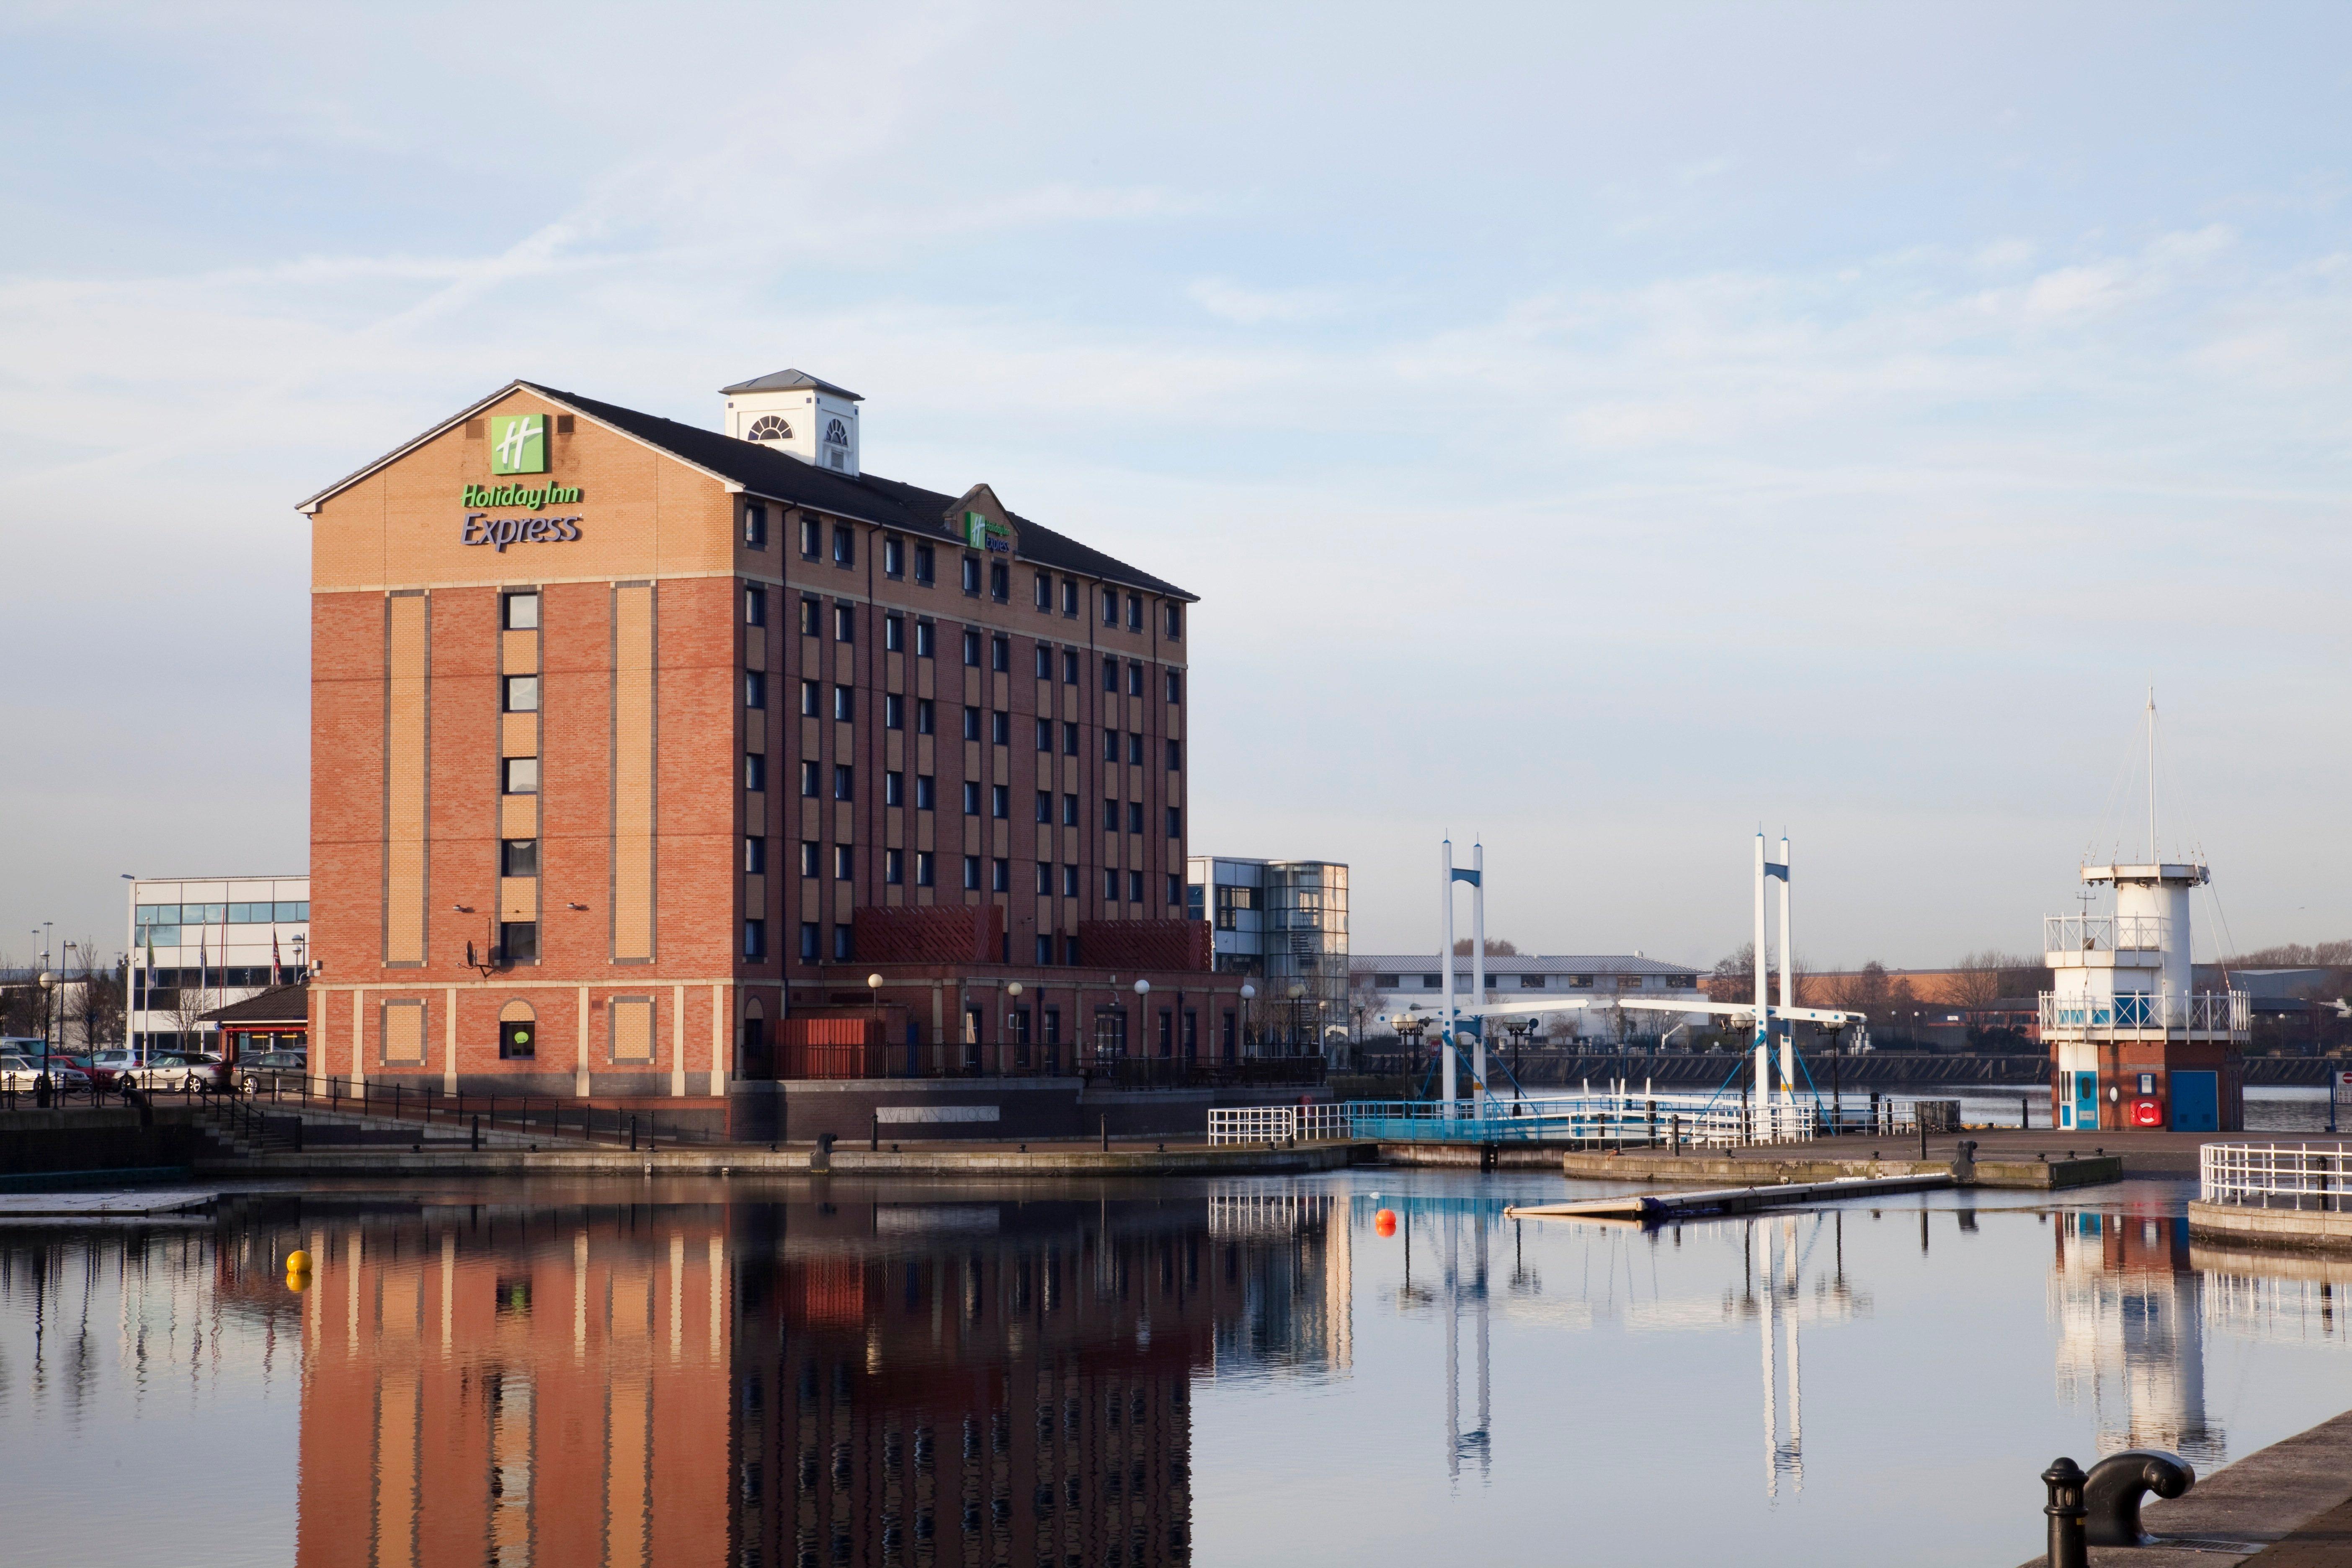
[1413,834,1862,1136]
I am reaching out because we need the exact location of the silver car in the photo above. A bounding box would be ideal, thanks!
[118,1055,226,1093]
[0,1054,94,1092]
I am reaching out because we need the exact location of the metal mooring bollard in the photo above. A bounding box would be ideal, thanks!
[2083,1449,2195,1547]
[2043,1457,2088,1568]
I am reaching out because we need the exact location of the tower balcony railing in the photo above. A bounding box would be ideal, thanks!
[2038,990,2249,1036]
[2043,913,2169,955]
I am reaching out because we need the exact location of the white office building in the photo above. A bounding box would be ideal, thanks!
[129,875,309,1054]
[1350,954,1708,1044]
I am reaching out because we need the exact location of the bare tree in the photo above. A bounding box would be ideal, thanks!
[170,985,215,1057]
[67,942,122,1051]
[1947,950,2006,1012]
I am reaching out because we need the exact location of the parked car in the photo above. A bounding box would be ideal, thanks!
[235,1051,309,1093]
[87,1049,139,1088]
[0,1054,94,1093]
[119,1055,228,1093]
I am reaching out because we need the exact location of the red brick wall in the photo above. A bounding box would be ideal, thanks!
[1076,919,1211,973]
[853,903,1005,965]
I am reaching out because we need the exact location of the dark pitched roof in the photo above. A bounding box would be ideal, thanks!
[720,368,863,400]
[296,379,1194,602]
[200,982,311,1025]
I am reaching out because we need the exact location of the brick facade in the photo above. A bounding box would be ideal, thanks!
[304,379,1236,1096]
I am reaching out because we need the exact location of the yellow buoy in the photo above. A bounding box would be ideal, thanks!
[285,1249,312,1272]
[285,1270,309,1292]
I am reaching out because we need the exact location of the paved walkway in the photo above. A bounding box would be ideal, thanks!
[1665,1127,2230,1176]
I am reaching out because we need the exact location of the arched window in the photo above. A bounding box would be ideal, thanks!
[746,414,792,442]
[499,1000,536,1060]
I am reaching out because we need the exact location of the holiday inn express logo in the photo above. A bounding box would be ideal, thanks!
[462,481,581,508]
[489,413,548,475]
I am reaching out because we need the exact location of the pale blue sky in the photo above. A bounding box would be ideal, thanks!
[4,3,2349,970]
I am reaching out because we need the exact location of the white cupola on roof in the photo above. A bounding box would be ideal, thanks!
[721,369,862,477]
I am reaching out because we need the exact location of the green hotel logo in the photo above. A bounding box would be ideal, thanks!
[489,413,548,475]
[964,510,1011,552]
[463,482,581,509]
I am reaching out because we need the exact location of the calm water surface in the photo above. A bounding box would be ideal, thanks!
[6,1151,2352,1565]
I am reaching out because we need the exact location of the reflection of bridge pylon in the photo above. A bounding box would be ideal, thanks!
[1443,1207,1492,1483]
[1756,1216,1803,1498]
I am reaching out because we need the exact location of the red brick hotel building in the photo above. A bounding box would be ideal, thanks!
[300,371,1258,1135]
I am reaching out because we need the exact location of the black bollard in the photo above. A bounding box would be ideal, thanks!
[470,1114,480,1152]
[629,1115,638,1152]
[1100,1116,1109,1152]
[2043,1457,2088,1568]
[870,1113,878,1153]
[2083,1449,2195,1547]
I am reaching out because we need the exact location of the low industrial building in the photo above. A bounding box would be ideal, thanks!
[129,874,310,1057]
[1349,954,1707,1044]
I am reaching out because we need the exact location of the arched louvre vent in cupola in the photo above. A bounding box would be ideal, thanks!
[746,415,793,442]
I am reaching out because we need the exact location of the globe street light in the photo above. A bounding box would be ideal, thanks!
[1240,983,1256,1059]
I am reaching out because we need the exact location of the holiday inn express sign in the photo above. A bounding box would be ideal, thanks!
[489,413,548,475]
[463,412,587,549]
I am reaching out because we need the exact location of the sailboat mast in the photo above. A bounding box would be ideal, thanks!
[2147,687,2158,864]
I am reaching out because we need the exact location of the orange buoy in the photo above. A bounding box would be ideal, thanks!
[1374,1209,1397,1237]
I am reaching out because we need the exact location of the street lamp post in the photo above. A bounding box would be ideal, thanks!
[1239,983,1256,1060]
[36,969,55,1102]
[1287,982,1306,1059]
[1006,981,1024,1076]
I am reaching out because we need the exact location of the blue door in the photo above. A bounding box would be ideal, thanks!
[2068,1071,2098,1130]
[2172,1071,2219,1132]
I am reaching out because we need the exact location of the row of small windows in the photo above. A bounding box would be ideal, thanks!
[740,506,1182,641]
[135,902,309,926]
[1367,972,1690,990]
[759,897,1178,962]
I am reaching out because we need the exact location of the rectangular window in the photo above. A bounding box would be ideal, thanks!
[1127,869,1145,903]
[885,613,904,651]
[1062,721,1079,756]
[1102,730,1119,763]
[1375,974,1402,988]
[799,596,819,636]
[1061,579,1078,617]
[885,693,905,730]
[1062,792,1078,825]
[1037,933,1054,964]
[915,774,935,810]
[1102,867,1119,900]
[989,562,1008,602]
[799,679,818,717]
[1034,572,1052,610]
[1035,789,1051,823]
[1126,593,1142,630]
[1127,732,1144,766]
[800,922,819,961]
[799,841,818,877]
[832,923,853,959]
[834,603,854,642]
[1164,602,1182,639]
[885,769,904,806]
[799,761,819,798]
[1101,588,1117,627]
[990,784,1009,819]
[1062,649,1078,684]
[990,634,1009,672]
[963,855,981,891]
[744,753,765,791]
[746,503,769,549]
[963,705,981,741]
[502,674,539,712]
[503,592,539,630]
[1035,861,1052,895]
[743,671,766,709]
[1166,738,1182,770]
[743,585,766,625]
[1166,669,1182,704]
[916,698,936,735]
[832,685,853,722]
[833,844,853,880]
[1033,645,1050,678]
[1034,717,1052,751]
[884,536,905,578]
[914,543,934,585]
[992,857,1010,892]
[800,516,821,558]
[832,764,854,801]
[502,756,539,795]
[962,555,981,595]
[1127,801,1144,834]
[743,918,766,958]
[962,781,982,815]
[1519,975,1547,989]
[1063,936,1080,965]
[832,524,854,567]
[990,710,1009,746]
[914,620,935,658]
[1101,656,1118,692]
[886,848,905,885]
[743,836,766,874]
[1103,795,1118,829]
[1061,864,1079,897]
[500,920,539,963]
[1166,874,1183,908]
[1127,662,1143,696]
[962,629,981,667]
[1166,807,1181,838]
[501,838,539,876]
[916,851,936,887]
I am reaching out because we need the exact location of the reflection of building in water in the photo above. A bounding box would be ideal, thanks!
[293,1202,735,1568]
[2050,1207,2223,1466]
[1206,1189,1351,1376]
